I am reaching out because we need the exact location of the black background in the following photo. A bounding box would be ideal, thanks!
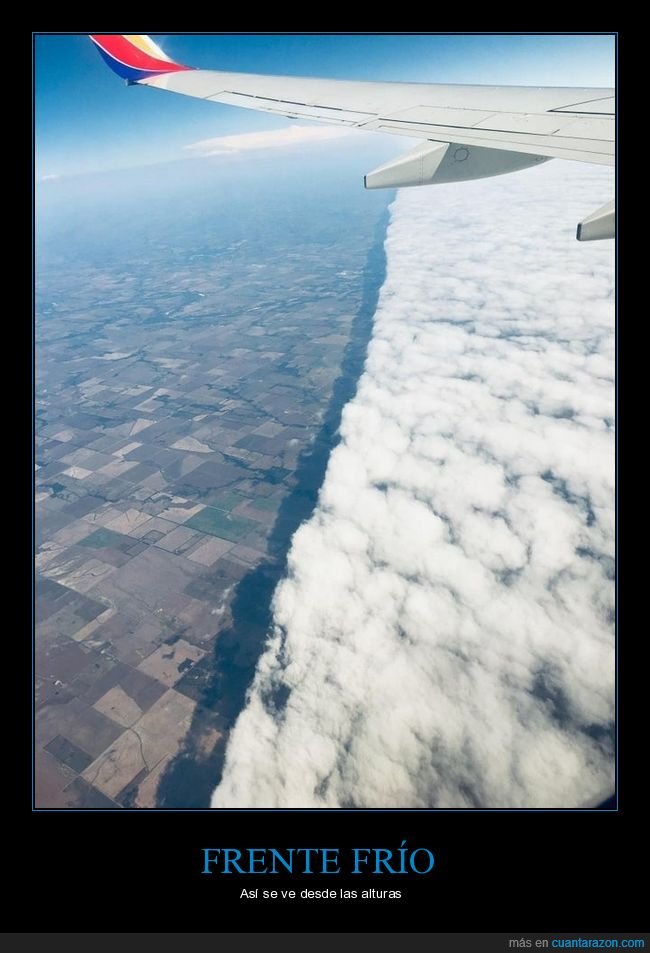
[24,30,639,935]
[22,801,643,931]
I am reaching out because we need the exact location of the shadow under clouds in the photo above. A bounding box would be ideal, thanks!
[155,207,391,809]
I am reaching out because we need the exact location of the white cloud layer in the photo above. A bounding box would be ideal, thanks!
[185,124,353,156]
[212,160,615,809]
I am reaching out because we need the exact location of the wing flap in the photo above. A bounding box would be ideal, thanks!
[372,120,613,165]
[576,199,615,241]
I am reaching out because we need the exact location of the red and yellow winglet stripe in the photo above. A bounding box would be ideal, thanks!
[89,34,193,82]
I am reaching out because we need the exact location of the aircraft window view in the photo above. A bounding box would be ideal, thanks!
[35,33,615,810]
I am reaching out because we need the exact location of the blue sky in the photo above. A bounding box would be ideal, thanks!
[35,33,615,178]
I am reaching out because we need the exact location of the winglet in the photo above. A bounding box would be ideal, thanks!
[89,34,193,83]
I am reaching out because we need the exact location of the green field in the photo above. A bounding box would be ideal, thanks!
[78,527,132,550]
[184,506,256,541]
[249,495,281,512]
[208,490,249,512]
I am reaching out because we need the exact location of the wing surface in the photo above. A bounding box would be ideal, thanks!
[89,35,615,238]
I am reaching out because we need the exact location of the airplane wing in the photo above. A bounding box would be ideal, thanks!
[89,34,615,240]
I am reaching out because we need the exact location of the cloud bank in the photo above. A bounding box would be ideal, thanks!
[185,125,353,157]
[212,160,615,809]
